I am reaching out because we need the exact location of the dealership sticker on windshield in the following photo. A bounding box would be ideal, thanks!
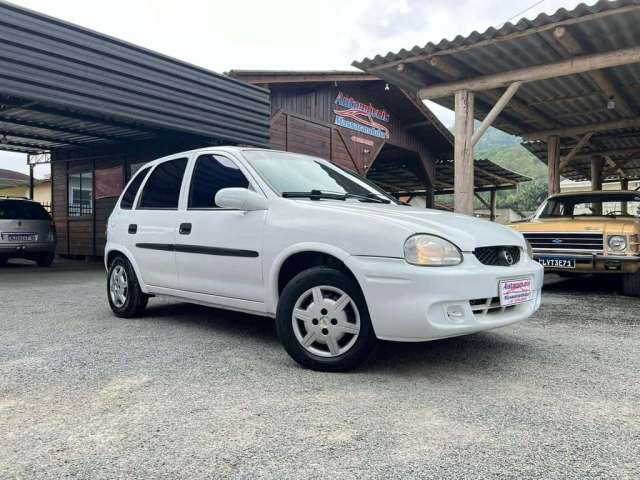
[499,278,533,307]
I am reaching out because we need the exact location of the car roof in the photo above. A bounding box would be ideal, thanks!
[0,196,37,202]
[549,190,639,198]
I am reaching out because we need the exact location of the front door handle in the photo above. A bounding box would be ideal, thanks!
[179,223,192,235]
[128,224,137,234]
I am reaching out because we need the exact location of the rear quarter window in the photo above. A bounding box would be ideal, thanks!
[0,200,50,220]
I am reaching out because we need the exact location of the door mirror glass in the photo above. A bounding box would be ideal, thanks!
[215,188,267,211]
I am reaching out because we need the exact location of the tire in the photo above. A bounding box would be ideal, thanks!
[0,256,7,266]
[622,272,640,297]
[276,267,377,372]
[107,255,148,318]
[36,252,55,267]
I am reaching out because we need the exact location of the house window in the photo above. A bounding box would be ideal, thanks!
[68,171,93,216]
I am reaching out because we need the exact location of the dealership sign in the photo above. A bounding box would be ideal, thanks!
[334,92,390,139]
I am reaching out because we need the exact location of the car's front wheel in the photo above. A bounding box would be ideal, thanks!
[622,271,640,297]
[276,267,377,371]
[107,256,148,317]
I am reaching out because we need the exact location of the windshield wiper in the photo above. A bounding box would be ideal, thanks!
[282,190,390,204]
[282,190,347,201]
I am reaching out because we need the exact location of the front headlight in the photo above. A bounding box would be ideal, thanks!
[525,239,533,259]
[404,234,463,266]
[608,235,628,252]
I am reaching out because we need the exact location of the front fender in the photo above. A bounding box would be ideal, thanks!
[265,242,367,315]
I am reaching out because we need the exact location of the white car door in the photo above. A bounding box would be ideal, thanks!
[175,153,266,302]
[130,157,189,289]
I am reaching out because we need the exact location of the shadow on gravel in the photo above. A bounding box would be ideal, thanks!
[141,301,529,375]
[143,301,279,343]
[543,273,621,294]
[362,332,532,375]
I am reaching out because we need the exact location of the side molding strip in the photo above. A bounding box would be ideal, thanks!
[136,243,258,258]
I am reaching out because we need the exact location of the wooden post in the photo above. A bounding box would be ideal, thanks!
[454,90,475,215]
[547,135,561,194]
[425,182,434,209]
[591,157,603,191]
[490,189,497,222]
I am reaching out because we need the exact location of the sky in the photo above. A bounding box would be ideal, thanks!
[0,0,593,177]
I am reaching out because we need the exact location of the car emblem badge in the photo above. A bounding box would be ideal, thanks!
[500,249,515,266]
[552,238,562,244]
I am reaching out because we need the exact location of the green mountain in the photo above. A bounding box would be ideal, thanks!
[475,127,547,180]
[443,126,550,211]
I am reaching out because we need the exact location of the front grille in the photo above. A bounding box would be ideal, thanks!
[469,297,517,317]
[474,246,521,266]
[523,232,603,252]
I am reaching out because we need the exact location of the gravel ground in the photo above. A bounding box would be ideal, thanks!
[1,259,638,479]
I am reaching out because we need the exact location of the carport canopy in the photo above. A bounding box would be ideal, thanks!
[353,0,640,214]
[0,1,271,159]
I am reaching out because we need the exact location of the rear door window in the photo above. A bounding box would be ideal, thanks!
[138,158,188,209]
[0,200,50,220]
[120,166,151,209]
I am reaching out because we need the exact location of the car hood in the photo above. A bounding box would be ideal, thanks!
[511,217,640,235]
[300,202,526,251]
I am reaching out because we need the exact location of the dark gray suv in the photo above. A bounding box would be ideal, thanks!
[0,197,56,266]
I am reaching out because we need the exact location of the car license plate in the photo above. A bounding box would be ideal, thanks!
[537,256,576,269]
[4,233,35,242]
[499,278,534,307]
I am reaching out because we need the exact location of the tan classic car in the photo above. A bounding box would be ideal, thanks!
[511,190,640,296]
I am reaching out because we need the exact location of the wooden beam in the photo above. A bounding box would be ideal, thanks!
[524,117,640,140]
[428,56,556,129]
[571,146,640,160]
[604,155,627,179]
[553,26,634,117]
[475,192,490,209]
[548,135,561,194]
[559,132,594,171]
[471,81,522,146]
[454,90,475,215]
[418,47,640,99]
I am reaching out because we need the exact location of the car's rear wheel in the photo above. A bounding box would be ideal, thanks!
[622,272,640,297]
[36,252,55,267]
[276,267,377,371]
[107,256,148,317]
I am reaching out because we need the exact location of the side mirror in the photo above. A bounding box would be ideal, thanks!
[215,188,268,211]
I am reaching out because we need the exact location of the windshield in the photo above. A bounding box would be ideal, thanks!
[242,150,399,204]
[537,193,640,218]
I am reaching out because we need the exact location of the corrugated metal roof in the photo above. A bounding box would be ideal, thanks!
[0,1,271,153]
[353,0,640,182]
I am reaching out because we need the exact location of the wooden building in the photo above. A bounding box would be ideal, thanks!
[228,71,454,202]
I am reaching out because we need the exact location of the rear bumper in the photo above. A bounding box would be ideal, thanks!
[0,242,56,256]
[533,252,640,274]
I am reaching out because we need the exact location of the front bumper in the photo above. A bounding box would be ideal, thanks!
[533,252,640,274]
[352,253,544,342]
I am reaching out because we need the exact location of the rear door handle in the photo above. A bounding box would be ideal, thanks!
[179,223,192,235]
[128,224,137,234]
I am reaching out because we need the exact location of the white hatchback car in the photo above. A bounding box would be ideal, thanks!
[106,147,543,371]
